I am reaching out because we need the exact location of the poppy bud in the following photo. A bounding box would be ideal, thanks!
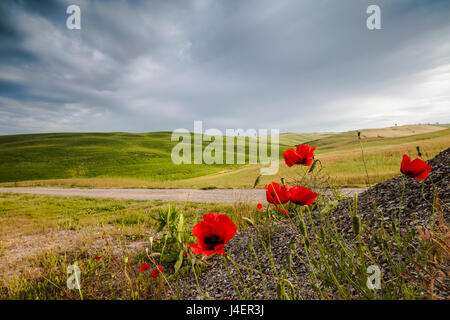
[299,219,307,238]
[305,239,310,248]
[416,146,422,157]
[290,243,297,251]
[253,175,261,188]
[352,215,361,236]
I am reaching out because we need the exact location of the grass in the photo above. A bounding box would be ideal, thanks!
[0,125,448,189]
[0,193,256,239]
[143,126,449,188]
[1,172,447,299]
[0,132,240,183]
[0,126,448,299]
[0,192,258,299]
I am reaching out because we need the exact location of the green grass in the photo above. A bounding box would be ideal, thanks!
[0,131,324,186]
[143,126,449,188]
[0,132,239,183]
[0,131,319,183]
[0,193,255,237]
[0,125,448,188]
[0,192,259,298]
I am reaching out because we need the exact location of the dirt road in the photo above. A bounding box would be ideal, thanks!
[0,187,366,203]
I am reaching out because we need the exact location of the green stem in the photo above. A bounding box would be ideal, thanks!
[397,176,406,231]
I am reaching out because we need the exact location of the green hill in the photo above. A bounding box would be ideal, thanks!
[0,131,325,185]
[0,125,448,188]
[0,132,230,183]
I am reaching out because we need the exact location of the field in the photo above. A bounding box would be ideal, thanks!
[0,192,255,298]
[0,124,448,300]
[0,124,448,188]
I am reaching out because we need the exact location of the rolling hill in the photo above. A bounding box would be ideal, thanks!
[0,125,448,188]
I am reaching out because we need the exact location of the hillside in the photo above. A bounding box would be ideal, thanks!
[0,131,325,186]
[0,132,237,183]
[162,125,450,188]
[0,125,448,188]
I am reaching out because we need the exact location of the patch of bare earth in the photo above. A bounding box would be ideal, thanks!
[0,226,150,284]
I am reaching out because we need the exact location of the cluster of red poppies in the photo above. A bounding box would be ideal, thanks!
[186,145,319,256]
[264,182,319,213]
[264,144,319,212]
[94,253,165,278]
[93,146,432,273]
[139,262,164,278]
[182,145,432,259]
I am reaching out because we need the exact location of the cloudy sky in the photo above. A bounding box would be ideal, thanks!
[0,0,449,135]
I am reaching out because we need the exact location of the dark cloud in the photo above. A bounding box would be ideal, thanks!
[0,0,449,135]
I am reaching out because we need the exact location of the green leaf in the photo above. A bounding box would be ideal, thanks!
[177,213,184,242]
[243,217,255,227]
[156,221,166,233]
[174,250,184,273]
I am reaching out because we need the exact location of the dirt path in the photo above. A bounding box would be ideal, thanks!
[0,187,366,203]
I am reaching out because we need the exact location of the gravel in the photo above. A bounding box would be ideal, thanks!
[179,148,449,300]
[332,147,449,233]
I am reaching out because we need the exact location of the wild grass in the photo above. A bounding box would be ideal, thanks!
[1,133,448,299]
[0,193,257,299]
[216,146,449,300]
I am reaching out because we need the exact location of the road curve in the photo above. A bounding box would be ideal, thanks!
[0,187,366,204]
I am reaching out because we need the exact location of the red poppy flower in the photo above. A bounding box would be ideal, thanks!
[265,182,290,209]
[400,154,432,180]
[94,255,103,260]
[281,208,290,215]
[151,265,164,278]
[139,262,151,272]
[283,144,316,167]
[183,251,188,257]
[288,186,319,206]
[188,213,237,256]
[257,203,263,211]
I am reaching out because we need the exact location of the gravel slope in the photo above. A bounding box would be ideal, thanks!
[179,148,449,300]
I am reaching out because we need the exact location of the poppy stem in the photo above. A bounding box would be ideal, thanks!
[397,175,406,230]
[249,245,270,299]
[191,264,209,299]
[222,255,243,299]
[358,133,371,188]
[123,258,136,300]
